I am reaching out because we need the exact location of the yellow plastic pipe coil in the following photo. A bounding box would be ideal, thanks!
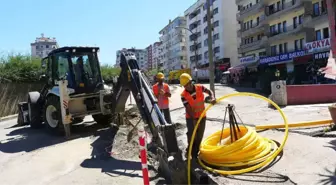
[187,92,289,185]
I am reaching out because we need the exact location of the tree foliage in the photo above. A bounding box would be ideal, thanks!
[0,53,121,83]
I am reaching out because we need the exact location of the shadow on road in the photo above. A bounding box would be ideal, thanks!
[319,167,336,185]
[0,121,108,153]
[80,125,151,179]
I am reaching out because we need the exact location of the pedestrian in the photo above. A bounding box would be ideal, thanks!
[152,72,172,124]
[179,73,216,159]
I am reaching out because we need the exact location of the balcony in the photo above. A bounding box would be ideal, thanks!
[241,16,266,38]
[238,36,268,54]
[238,0,265,21]
[265,0,308,22]
[305,7,328,27]
[268,23,311,42]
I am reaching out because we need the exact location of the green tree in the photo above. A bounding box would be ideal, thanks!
[100,65,121,81]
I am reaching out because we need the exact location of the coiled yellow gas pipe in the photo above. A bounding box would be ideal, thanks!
[187,92,289,185]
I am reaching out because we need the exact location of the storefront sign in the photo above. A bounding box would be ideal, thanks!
[260,50,306,65]
[239,55,259,63]
[305,38,331,53]
[314,51,330,60]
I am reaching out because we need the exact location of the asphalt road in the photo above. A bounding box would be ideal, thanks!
[0,84,336,185]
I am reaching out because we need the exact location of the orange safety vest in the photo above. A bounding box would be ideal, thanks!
[181,84,206,119]
[152,83,169,105]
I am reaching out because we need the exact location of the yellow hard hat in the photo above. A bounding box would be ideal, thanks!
[156,72,164,79]
[180,73,192,86]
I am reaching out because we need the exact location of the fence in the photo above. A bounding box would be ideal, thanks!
[0,83,43,117]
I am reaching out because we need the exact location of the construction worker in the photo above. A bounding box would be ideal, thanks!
[180,73,216,159]
[152,72,172,124]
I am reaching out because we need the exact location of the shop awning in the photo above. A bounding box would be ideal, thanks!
[229,61,258,73]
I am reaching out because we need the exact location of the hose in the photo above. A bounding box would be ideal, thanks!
[255,119,333,130]
[187,92,289,185]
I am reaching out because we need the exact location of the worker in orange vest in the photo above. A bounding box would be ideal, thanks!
[179,73,216,159]
[152,72,172,124]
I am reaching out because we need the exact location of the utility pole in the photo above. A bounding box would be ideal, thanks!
[206,0,215,97]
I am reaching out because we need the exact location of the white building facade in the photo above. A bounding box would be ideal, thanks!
[31,33,58,58]
[115,48,147,69]
[159,17,188,76]
[152,41,162,70]
[184,0,239,71]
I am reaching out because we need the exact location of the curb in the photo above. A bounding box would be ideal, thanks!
[0,114,18,122]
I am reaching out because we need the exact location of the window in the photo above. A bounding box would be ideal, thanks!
[36,45,39,49]
[204,51,208,59]
[213,8,219,14]
[258,34,261,40]
[323,27,330,38]
[213,33,219,41]
[277,1,280,11]
[313,2,320,16]
[300,38,304,49]
[46,45,49,49]
[214,46,220,53]
[204,27,208,34]
[292,0,296,5]
[257,0,260,3]
[250,20,253,27]
[322,0,327,12]
[293,17,298,28]
[257,17,260,25]
[282,21,287,32]
[270,25,276,35]
[316,30,322,40]
[278,23,282,33]
[55,53,69,80]
[282,0,285,8]
[279,44,283,54]
[271,45,277,55]
[204,39,208,46]
[299,15,303,24]
[284,43,288,52]
[213,21,219,28]
[294,40,299,50]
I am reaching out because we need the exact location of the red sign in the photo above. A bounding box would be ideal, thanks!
[326,0,336,56]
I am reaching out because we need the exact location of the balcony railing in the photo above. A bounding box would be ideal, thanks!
[266,0,303,17]
[269,24,304,37]
[241,16,266,32]
[239,0,264,16]
[239,36,267,54]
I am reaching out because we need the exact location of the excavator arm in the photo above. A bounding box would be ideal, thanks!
[111,51,180,158]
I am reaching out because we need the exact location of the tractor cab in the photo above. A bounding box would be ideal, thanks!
[42,47,103,94]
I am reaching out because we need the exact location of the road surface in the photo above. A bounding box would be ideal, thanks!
[0,84,335,185]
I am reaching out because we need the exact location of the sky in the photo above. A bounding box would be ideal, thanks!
[0,0,196,65]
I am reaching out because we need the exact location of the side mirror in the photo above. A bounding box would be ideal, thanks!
[39,74,47,81]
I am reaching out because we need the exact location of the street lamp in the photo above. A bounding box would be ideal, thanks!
[175,26,198,83]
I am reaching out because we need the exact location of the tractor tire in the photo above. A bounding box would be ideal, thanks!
[43,96,65,135]
[28,92,43,129]
[92,114,112,126]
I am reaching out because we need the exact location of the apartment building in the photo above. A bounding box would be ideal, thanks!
[158,17,188,76]
[237,0,330,73]
[146,44,153,70]
[31,33,58,58]
[184,0,239,72]
[152,42,162,70]
[115,48,147,69]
